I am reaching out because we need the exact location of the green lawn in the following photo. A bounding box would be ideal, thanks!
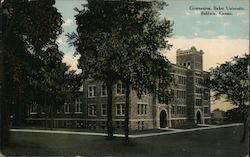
[2,125,249,157]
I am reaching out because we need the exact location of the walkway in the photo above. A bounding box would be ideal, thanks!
[10,123,243,139]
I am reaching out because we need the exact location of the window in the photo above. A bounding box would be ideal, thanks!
[88,121,96,129]
[170,89,175,102]
[137,104,147,115]
[64,120,71,128]
[195,72,202,77]
[116,121,125,130]
[30,102,38,114]
[76,120,84,128]
[116,82,125,95]
[195,78,203,85]
[203,92,209,100]
[176,106,186,114]
[75,98,82,113]
[195,63,201,69]
[171,106,175,114]
[101,83,107,96]
[204,107,209,113]
[101,104,107,116]
[176,90,186,99]
[64,103,70,114]
[88,104,96,116]
[116,103,125,116]
[101,121,107,130]
[88,85,96,97]
[195,87,202,94]
[138,121,144,130]
[177,76,186,85]
[142,88,149,95]
[158,93,168,104]
[56,106,60,114]
[41,105,45,114]
[195,99,202,106]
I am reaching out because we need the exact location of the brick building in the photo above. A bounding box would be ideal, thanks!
[26,46,211,130]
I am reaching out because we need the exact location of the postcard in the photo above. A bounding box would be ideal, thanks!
[0,0,249,156]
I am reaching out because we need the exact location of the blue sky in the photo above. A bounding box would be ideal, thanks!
[161,0,249,39]
[55,0,249,54]
[55,0,249,111]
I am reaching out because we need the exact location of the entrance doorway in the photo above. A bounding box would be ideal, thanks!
[196,111,201,124]
[160,110,167,128]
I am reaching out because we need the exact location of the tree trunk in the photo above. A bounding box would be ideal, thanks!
[45,95,48,129]
[124,81,130,144]
[0,103,10,148]
[50,102,54,130]
[106,81,113,140]
[241,115,248,143]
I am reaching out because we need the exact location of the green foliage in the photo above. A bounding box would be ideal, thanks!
[225,106,248,122]
[209,54,249,107]
[68,0,174,140]
[68,0,174,96]
[3,0,81,115]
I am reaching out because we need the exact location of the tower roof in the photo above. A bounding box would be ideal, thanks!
[176,46,204,56]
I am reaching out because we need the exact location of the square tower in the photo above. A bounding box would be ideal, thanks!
[176,46,204,71]
[176,47,207,124]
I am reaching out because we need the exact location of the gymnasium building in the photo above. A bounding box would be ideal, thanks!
[26,46,211,130]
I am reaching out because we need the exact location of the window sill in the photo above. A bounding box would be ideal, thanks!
[75,112,83,114]
[88,96,96,98]
[116,115,125,116]
[115,94,125,96]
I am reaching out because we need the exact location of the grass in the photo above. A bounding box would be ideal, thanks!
[2,125,249,157]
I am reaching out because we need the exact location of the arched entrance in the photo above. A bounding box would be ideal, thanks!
[196,111,201,124]
[160,110,167,128]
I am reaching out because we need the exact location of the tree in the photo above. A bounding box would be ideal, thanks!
[208,54,249,142]
[29,49,81,128]
[67,0,128,139]
[104,1,174,143]
[1,0,80,146]
[68,0,174,142]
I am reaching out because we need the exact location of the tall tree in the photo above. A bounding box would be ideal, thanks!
[99,1,174,143]
[1,0,80,146]
[208,54,249,142]
[68,0,174,141]
[67,0,127,139]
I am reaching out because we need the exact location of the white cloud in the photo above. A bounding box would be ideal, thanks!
[236,12,246,16]
[223,22,231,27]
[62,53,81,73]
[56,38,66,45]
[216,35,228,40]
[242,19,249,24]
[196,20,211,25]
[185,10,200,16]
[184,10,190,16]
[204,21,211,25]
[62,18,73,27]
[194,32,198,36]
[196,20,201,24]
[205,30,216,35]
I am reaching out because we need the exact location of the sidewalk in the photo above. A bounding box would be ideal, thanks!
[10,123,243,139]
